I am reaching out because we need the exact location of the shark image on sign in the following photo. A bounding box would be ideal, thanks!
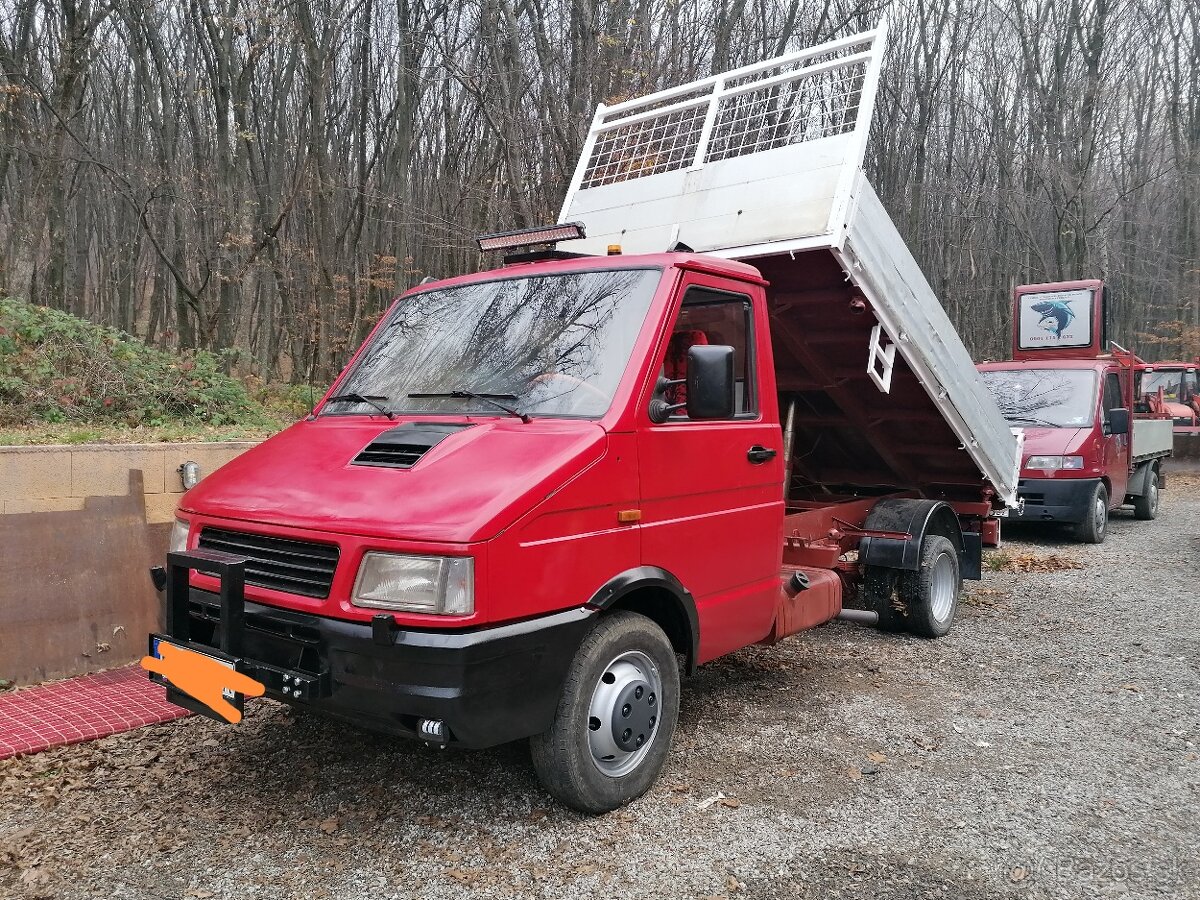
[1031,298,1076,339]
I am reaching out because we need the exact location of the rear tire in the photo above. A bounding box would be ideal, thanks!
[862,565,908,633]
[1133,471,1159,520]
[901,535,960,638]
[530,611,679,814]
[862,534,960,637]
[1074,482,1109,543]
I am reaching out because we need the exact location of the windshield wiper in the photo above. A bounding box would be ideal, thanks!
[1007,415,1059,427]
[408,390,531,423]
[324,393,395,419]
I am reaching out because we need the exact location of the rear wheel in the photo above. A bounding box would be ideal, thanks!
[862,565,908,633]
[1133,470,1159,520]
[1074,482,1109,543]
[862,534,961,638]
[901,535,960,638]
[530,611,679,814]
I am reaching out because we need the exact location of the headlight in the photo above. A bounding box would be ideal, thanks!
[1025,455,1084,470]
[352,553,474,615]
[169,518,190,553]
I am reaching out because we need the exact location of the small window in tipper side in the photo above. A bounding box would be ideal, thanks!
[662,288,757,419]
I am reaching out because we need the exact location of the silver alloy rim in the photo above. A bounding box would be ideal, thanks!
[587,650,663,777]
[1148,479,1158,513]
[929,551,957,623]
[1094,494,1107,536]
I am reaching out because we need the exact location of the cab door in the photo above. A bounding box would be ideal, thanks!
[637,273,784,664]
[1100,370,1130,503]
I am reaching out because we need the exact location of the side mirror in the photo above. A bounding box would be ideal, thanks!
[685,345,736,419]
[1107,407,1129,435]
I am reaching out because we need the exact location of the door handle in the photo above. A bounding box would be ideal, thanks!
[747,445,778,464]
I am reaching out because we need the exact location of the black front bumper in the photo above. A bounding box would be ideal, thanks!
[154,551,594,749]
[1011,477,1099,525]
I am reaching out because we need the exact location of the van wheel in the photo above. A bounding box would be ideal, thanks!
[530,611,679,814]
[1133,471,1159,520]
[901,535,961,638]
[1074,482,1109,543]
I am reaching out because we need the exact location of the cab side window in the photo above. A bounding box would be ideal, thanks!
[663,288,756,419]
[1102,372,1124,425]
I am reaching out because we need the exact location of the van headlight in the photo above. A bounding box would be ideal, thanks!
[351,553,474,615]
[1026,455,1084,470]
[169,518,190,553]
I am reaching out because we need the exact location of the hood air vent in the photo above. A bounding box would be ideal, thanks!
[352,422,474,469]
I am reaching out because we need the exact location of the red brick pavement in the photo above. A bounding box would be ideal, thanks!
[0,664,189,760]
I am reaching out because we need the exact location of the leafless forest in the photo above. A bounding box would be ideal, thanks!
[0,0,1196,382]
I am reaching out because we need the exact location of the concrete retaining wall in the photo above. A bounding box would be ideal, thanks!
[1172,432,1200,473]
[0,443,256,685]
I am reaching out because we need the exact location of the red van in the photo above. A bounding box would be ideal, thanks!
[976,280,1173,543]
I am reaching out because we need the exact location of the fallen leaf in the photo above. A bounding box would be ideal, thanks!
[529,808,548,821]
[696,792,726,810]
[866,751,888,764]
[846,767,863,782]
[719,797,741,809]
[319,816,340,835]
[185,890,214,899]
[1009,866,1029,882]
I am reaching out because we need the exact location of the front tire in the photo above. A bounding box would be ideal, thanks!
[530,611,679,814]
[1133,471,1159,520]
[1074,482,1109,543]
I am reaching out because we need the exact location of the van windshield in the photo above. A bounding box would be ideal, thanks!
[1140,370,1187,401]
[324,268,661,419]
[979,368,1098,428]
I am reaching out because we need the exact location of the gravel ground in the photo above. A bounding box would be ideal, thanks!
[2,485,1198,900]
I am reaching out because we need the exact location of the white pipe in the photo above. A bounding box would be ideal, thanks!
[837,609,879,625]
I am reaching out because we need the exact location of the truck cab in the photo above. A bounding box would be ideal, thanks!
[977,280,1172,542]
[1138,362,1200,431]
[978,358,1134,541]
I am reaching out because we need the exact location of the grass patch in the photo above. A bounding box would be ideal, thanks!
[0,297,300,442]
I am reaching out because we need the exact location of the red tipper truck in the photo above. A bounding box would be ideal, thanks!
[977,280,1173,543]
[148,23,1022,812]
[1137,359,1200,432]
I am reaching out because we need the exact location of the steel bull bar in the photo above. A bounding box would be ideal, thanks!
[148,549,332,722]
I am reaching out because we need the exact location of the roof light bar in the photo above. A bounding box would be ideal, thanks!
[476,222,586,252]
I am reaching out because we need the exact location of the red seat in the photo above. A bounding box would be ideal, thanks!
[665,330,708,405]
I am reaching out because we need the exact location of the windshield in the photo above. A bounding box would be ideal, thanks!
[979,368,1099,428]
[1140,370,1185,401]
[324,268,660,419]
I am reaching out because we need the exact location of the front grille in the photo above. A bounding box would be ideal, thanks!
[197,527,339,599]
[353,442,427,468]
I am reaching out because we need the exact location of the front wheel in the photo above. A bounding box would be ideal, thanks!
[530,611,680,814]
[1074,482,1109,543]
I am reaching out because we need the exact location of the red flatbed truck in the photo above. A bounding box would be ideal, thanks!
[148,23,1022,812]
[977,280,1173,542]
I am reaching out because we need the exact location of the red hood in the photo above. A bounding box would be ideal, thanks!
[1164,400,1197,422]
[1020,426,1088,459]
[180,416,607,543]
